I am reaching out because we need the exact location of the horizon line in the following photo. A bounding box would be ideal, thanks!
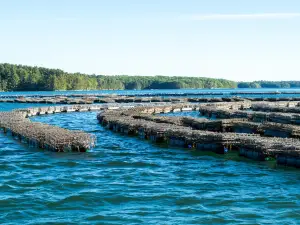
[1,62,300,83]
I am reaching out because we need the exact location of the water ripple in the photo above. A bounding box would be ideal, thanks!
[0,110,299,224]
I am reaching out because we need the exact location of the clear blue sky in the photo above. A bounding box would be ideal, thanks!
[0,0,299,81]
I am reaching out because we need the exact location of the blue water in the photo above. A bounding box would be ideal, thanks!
[0,103,58,112]
[162,111,202,118]
[1,88,300,98]
[1,90,300,224]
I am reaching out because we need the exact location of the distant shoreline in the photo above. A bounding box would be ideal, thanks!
[1,63,300,91]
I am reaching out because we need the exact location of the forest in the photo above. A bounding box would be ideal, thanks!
[0,63,298,91]
[237,81,300,88]
[0,63,236,91]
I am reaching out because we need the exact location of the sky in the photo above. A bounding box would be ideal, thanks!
[0,0,299,81]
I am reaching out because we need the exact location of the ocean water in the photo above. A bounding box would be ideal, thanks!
[1,90,300,224]
[1,87,300,98]
[162,111,202,118]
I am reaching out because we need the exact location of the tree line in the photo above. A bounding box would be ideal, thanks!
[0,63,237,91]
[0,63,298,91]
[237,81,300,89]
